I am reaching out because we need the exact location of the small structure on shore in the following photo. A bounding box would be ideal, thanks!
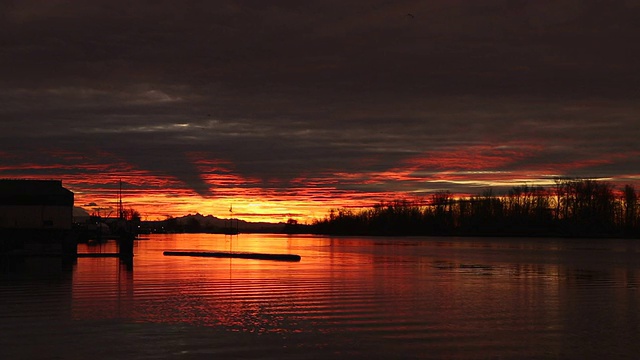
[1,179,135,265]
[224,204,239,235]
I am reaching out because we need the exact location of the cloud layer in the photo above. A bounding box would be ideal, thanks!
[2,1,640,221]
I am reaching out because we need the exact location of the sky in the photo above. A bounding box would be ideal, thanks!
[2,0,640,223]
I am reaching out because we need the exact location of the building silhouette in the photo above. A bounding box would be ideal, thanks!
[0,179,74,253]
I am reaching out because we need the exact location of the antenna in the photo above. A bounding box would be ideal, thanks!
[119,179,124,219]
[226,203,238,235]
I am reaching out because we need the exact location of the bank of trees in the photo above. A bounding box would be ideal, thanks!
[312,179,640,238]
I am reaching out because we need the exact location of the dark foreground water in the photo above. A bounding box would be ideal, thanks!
[2,234,640,359]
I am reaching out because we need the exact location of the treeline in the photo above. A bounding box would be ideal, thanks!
[311,179,640,238]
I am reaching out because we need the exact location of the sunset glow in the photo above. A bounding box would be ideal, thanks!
[3,145,640,223]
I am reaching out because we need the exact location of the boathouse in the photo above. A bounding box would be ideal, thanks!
[0,179,74,242]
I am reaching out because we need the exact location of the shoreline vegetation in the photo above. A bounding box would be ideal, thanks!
[309,179,640,239]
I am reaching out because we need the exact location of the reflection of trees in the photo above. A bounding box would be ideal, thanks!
[313,179,640,238]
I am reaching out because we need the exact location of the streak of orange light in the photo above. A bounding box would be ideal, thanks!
[5,146,640,223]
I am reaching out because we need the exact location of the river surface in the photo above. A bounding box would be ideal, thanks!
[2,233,640,359]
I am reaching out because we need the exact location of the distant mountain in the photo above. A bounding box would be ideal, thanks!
[73,206,90,222]
[141,213,287,233]
[176,213,284,232]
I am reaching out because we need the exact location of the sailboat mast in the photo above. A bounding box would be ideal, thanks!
[119,179,123,219]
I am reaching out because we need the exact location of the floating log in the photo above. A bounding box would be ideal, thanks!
[163,250,301,262]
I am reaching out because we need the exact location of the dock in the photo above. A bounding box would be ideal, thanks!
[163,250,301,262]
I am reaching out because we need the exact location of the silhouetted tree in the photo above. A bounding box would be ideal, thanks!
[123,208,141,222]
[311,179,640,238]
[431,191,454,234]
[623,184,638,235]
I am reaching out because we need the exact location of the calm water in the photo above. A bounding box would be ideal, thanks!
[2,234,640,359]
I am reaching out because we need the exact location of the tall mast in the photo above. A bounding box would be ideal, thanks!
[119,179,123,219]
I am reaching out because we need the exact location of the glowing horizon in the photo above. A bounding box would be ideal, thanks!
[4,147,640,224]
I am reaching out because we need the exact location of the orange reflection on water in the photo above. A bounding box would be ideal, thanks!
[72,243,134,321]
[69,234,381,333]
[68,234,630,342]
[11,234,640,359]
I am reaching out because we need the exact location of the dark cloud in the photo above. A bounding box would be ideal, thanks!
[2,0,640,213]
